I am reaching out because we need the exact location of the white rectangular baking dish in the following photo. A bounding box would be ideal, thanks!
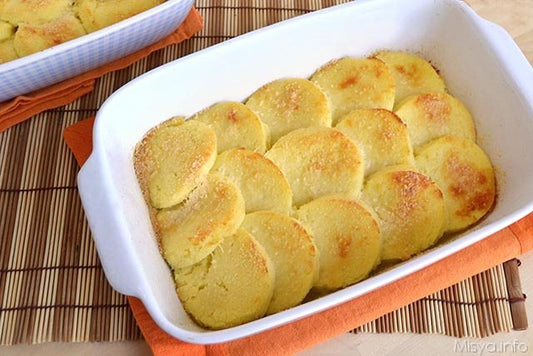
[77,0,533,344]
[0,0,194,103]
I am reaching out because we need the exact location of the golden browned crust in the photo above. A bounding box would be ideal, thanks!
[174,229,275,329]
[297,196,381,290]
[362,168,446,261]
[336,108,414,176]
[191,101,268,153]
[310,57,395,124]
[374,50,446,106]
[211,147,292,214]
[133,119,217,209]
[265,127,364,206]
[245,78,331,143]
[394,92,476,151]
[415,136,495,233]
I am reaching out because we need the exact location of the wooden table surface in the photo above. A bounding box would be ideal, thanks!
[1,0,532,355]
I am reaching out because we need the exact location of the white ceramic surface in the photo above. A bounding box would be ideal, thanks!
[77,0,533,344]
[0,0,194,103]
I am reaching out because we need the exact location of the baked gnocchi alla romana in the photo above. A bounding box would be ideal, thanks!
[134,50,496,330]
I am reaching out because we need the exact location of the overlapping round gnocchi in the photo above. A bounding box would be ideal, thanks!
[134,50,495,329]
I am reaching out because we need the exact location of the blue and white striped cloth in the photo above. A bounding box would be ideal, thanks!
[0,0,194,103]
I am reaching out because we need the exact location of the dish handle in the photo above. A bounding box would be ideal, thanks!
[77,153,141,297]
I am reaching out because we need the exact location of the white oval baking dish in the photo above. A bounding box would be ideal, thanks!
[0,0,194,103]
[77,0,533,344]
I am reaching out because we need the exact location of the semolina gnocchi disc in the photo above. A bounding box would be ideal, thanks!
[175,228,275,329]
[211,148,292,214]
[394,92,476,151]
[310,57,395,124]
[192,101,268,153]
[336,109,414,176]
[156,174,245,269]
[245,78,331,143]
[242,211,318,314]
[297,196,381,290]
[375,51,446,106]
[415,136,496,233]
[362,168,446,261]
[134,119,217,209]
[265,127,364,206]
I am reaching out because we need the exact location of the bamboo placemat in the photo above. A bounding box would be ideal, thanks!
[0,0,528,345]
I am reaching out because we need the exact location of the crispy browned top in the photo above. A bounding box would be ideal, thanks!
[445,153,494,217]
[416,93,451,123]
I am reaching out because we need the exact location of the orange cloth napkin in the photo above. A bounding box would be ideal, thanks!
[0,8,203,133]
[64,117,533,355]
